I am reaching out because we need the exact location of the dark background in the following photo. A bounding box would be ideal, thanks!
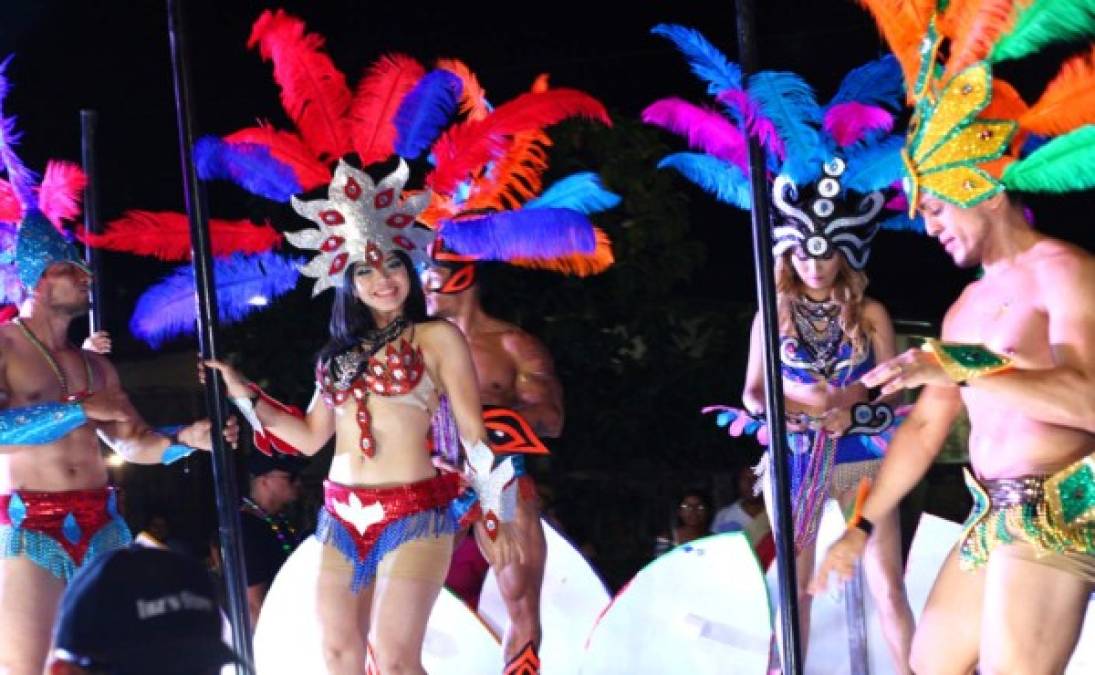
[2,1,1090,587]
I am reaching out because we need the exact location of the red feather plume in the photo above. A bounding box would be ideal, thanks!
[225,125,331,190]
[248,9,352,161]
[37,161,86,228]
[428,89,611,194]
[351,54,426,165]
[82,211,283,261]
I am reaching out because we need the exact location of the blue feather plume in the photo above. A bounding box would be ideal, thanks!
[658,152,752,210]
[878,212,925,233]
[130,251,303,348]
[525,172,621,214]
[841,134,906,194]
[439,209,596,261]
[0,56,37,209]
[195,136,301,203]
[826,55,904,110]
[745,71,825,184]
[651,24,742,95]
[394,70,463,159]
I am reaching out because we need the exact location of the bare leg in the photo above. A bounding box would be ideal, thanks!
[978,543,1094,675]
[908,547,981,675]
[837,488,914,674]
[0,557,65,675]
[316,544,374,675]
[369,576,445,675]
[478,495,547,663]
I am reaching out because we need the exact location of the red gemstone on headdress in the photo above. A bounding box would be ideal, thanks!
[329,252,349,275]
[375,189,394,209]
[386,213,412,229]
[320,236,345,252]
[344,177,362,200]
[321,210,345,225]
[393,235,416,251]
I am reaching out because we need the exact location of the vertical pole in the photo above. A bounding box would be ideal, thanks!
[80,110,104,334]
[846,563,870,674]
[734,1,805,672]
[165,0,253,669]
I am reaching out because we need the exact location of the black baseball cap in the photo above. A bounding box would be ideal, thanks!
[52,546,244,675]
[246,451,309,478]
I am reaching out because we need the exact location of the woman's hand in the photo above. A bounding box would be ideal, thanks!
[820,406,852,437]
[200,359,252,399]
[809,527,869,595]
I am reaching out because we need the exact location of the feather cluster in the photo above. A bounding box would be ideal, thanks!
[83,211,282,262]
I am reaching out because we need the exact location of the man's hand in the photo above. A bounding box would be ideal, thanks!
[80,388,132,423]
[861,347,952,397]
[82,331,112,354]
[177,415,240,451]
[809,527,869,595]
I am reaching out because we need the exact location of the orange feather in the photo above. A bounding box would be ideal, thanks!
[1019,44,1095,135]
[940,0,1020,78]
[981,78,1028,120]
[855,0,938,90]
[510,227,614,276]
[462,131,552,212]
[436,58,490,122]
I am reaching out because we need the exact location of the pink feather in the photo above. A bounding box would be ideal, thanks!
[822,102,894,147]
[37,161,86,228]
[717,88,786,160]
[225,125,331,190]
[350,53,426,165]
[0,179,21,223]
[248,9,352,161]
[83,211,283,261]
[642,98,749,172]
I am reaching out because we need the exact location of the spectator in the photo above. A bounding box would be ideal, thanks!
[654,488,714,556]
[712,466,774,568]
[240,452,307,629]
[47,546,243,674]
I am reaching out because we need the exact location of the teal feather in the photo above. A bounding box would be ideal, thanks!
[657,152,752,210]
[525,172,621,214]
[826,55,904,110]
[651,24,742,95]
[842,135,906,194]
[992,0,1095,63]
[1002,125,1095,192]
[745,71,825,184]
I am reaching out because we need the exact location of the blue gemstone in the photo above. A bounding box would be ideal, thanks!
[62,513,82,545]
[7,493,26,528]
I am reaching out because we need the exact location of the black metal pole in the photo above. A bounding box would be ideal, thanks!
[734,1,805,672]
[165,0,253,669]
[80,110,104,334]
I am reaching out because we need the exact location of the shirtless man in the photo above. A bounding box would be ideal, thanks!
[812,191,1095,674]
[424,260,563,673]
[0,212,236,675]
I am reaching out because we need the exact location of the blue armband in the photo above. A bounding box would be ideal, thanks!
[0,402,87,445]
[155,425,197,465]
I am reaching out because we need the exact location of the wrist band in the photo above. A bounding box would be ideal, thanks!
[851,516,874,537]
[921,339,1013,385]
[155,425,197,465]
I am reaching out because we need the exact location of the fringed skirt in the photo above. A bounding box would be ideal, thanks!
[0,487,132,582]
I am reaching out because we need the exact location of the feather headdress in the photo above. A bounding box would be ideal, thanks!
[0,58,88,304]
[856,0,1095,213]
[645,24,914,269]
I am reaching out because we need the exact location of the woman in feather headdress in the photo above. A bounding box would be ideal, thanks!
[87,10,612,673]
[811,2,1095,673]
[645,25,917,670]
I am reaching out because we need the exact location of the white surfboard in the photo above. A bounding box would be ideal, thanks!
[253,536,500,674]
[478,518,612,674]
[580,532,771,674]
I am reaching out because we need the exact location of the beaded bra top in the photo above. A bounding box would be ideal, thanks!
[779,298,871,386]
[316,327,433,458]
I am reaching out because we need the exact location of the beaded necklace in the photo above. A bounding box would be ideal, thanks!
[241,497,296,555]
[13,318,94,402]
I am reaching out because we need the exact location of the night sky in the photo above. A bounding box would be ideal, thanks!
[1,0,1092,351]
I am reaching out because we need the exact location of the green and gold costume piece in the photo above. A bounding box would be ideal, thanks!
[921,339,1012,385]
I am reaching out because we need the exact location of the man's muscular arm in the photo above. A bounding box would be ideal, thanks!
[960,254,1095,432]
[503,330,564,438]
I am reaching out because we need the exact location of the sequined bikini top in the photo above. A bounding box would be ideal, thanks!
[316,334,433,458]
